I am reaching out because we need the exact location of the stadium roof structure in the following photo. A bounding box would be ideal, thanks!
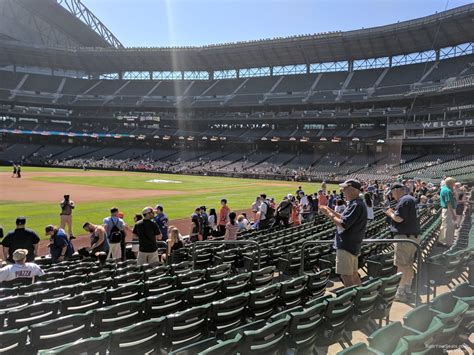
[0,3,473,73]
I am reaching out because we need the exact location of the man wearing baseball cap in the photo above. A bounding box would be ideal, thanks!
[320,179,367,286]
[0,249,44,282]
[132,207,161,265]
[1,217,40,263]
[385,182,420,302]
[154,205,169,242]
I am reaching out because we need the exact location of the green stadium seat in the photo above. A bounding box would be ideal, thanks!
[0,294,34,313]
[17,280,56,294]
[145,275,176,296]
[171,261,194,275]
[205,264,231,282]
[81,277,113,293]
[93,300,144,335]
[0,326,28,354]
[367,322,411,355]
[109,318,165,354]
[187,280,222,306]
[221,272,250,296]
[0,277,33,288]
[316,288,356,346]
[250,266,275,289]
[452,282,474,331]
[113,271,144,286]
[286,300,327,352]
[5,301,59,329]
[176,270,206,288]
[163,304,211,351]
[209,293,249,335]
[36,272,64,282]
[305,268,331,300]
[343,278,382,331]
[145,289,188,318]
[35,285,78,302]
[248,283,280,320]
[144,265,170,280]
[168,337,220,355]
[429,291,469,343]
[238,315,290,354]
[29,312,94,352]
[402,305,444,354]
[371,272,402,326]
[278,275,307,308]
[104,283,143,305]
[0,287,18,298]
[60,292,104,315]
[200,334,242,355]
[37,333,110,354]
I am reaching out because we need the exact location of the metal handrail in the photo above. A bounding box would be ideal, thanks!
[191,240,261,269]
[300,238,423,306]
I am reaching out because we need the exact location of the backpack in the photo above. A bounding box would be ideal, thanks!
[263,201,275,219]
[108,219,123,244]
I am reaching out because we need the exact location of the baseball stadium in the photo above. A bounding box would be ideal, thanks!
[0,0,473,353]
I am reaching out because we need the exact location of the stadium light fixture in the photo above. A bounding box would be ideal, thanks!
[261,137,268,141]
[178,136,185,140]
[271,137,280,142]
[202,136,208,140]
[163,135,171,140]
[352,137,360,141]
[289,137,296,141]
[377,139,385,143]
[319,137,327,141]
[300,137,309,142]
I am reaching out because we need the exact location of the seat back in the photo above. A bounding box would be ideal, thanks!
[177,270,206,288]
[250,266,275,289]
[35,285,78,302]
[367,321,406,354]
[105,283,143,305]
[109,318,165,354]
[113,272,144,287]
[163,304,210,351]
[61,292,104,315]
[0,277,33,288]
[305,268,330,299]
[279,275,307,308]
[144,265,170,280]
[205,264,231,282]
[145,289,188,318]
[0,326,28,355]
[81,278,113,293]
[145,276,176,296]
[37,333,110,354]
[371,272,402,320]
[94,300,144,335]
[240,315,290,353]
[210,293,249,334]
[6,301,59,329]
[187,280,222,306]
[248,284,281,320]
[17,280,56,294]
[221,273,250,296]
[29,312,93,352]
[288,301,326,348]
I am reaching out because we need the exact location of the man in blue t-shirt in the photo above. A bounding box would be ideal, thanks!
[385,182,420,302]
[320,179,367,286]
[154,205,169,242]
[45,225,74,263]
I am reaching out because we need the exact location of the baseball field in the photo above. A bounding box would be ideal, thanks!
[0,166,337,239]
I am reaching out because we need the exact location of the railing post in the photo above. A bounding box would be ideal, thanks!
[300,238,423,306]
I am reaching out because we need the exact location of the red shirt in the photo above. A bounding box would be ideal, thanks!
[219,205,230,226]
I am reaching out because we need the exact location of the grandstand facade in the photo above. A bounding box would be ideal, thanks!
[0,1,473,182]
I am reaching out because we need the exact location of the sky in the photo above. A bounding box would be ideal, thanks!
[82,0,473,47]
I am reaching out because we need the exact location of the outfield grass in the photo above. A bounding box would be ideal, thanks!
[0,166,336,238]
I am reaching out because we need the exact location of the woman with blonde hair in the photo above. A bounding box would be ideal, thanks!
[165,226,184,260]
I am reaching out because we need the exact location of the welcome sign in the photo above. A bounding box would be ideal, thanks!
[388,118,473,130]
